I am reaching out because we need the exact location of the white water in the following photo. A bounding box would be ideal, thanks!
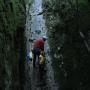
[25,0,59,90]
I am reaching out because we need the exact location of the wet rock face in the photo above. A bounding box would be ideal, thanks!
[43,0,90,90]
[0,0,26,90]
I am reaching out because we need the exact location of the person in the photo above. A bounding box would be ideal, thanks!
[32,36,47,68]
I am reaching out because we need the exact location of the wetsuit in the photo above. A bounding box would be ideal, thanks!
[32,38,44,67]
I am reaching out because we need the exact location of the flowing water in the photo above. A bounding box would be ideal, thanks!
[25,0,59,90]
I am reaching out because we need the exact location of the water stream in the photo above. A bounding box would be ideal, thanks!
[25,0,59,90]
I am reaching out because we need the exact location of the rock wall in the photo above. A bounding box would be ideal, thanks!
[43,0,90,90]
[0,0,26,90]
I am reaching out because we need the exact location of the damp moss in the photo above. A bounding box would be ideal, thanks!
[0,0,27,90]
[43,0,90,90]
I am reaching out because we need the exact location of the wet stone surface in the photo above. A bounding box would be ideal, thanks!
[25,0,59,90]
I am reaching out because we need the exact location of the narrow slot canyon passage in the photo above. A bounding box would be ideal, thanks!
[25,0,59,90]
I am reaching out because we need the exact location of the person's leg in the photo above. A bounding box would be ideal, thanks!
[32,48,40,67]
[33,54,36,67]
[36,48,40,65]
[32,48,36,67]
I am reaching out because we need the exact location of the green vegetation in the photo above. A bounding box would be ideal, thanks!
[43,0,90,90]
[0,0,27,90]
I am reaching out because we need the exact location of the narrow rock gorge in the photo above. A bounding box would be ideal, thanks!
[0,0,90,90]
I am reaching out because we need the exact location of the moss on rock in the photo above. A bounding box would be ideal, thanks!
[0,0,27,90]
[43,0,90,90]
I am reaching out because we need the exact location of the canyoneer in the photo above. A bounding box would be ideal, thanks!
[32,36,47,70]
